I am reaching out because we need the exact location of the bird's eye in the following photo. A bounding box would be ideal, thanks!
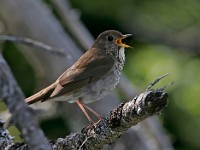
[107,35,113,41]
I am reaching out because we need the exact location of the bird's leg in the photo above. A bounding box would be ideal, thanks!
[76,99,94,124]
[82,103,102,120]
[83,104,103,125]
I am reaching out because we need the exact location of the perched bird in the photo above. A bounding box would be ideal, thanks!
[26,30,132,124]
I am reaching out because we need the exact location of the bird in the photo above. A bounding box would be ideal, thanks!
[25,30,132,124]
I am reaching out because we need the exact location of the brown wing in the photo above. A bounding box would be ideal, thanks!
[49,48,115,98]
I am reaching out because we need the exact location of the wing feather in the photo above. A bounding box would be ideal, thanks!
[49,48,115,98]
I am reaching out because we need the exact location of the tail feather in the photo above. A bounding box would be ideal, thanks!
[25,82,57,105]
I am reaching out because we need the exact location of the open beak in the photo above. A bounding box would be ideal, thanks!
[115,34,132,48]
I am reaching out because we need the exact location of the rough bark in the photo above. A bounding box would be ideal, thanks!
[0,82,168,150]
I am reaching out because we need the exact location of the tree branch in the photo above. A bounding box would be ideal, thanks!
[0,119,14,150]
[0,35,66,56]
[0,54,51,150]
[0,77,169,150]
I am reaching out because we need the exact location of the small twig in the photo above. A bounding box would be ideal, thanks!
[0,35,66,56]
[159,82,174,92]
[146,74,170,92]
[79,136,93,150]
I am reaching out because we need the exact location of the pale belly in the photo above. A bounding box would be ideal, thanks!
[52,65,121,104]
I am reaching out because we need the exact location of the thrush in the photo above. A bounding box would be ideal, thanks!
[26,30,132,124]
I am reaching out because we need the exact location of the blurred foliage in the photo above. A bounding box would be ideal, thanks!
[125,44,200,150]
[40,117,70,139]
[71,0,200,36]
[69,0,200,150]
[9,126,22,142]
[2,42,36,97]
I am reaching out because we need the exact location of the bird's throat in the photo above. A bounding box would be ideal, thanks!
[118,47,125,63]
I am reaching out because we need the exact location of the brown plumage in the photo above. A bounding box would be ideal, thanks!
[25,30,132,123]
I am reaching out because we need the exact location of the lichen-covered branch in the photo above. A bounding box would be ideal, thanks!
[52,88,168,150]
[0,120,14,150]
[0,81,168,150]
[0,54,51,150]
